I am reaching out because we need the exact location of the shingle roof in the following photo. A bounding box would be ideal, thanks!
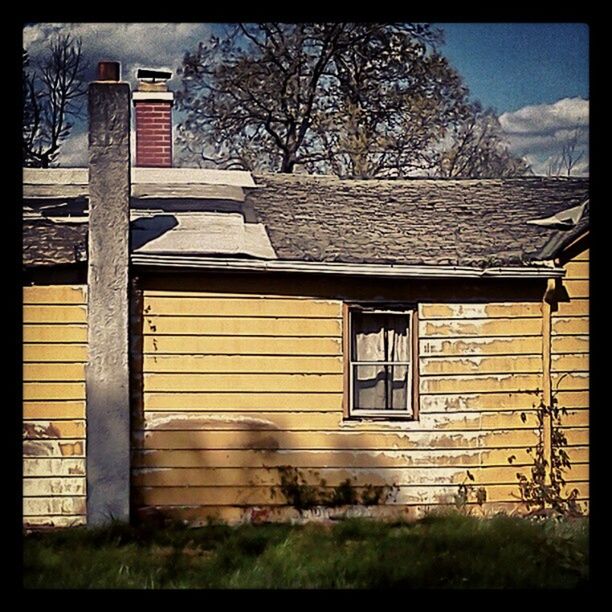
[246,174,589,267]
[22,173,589,268]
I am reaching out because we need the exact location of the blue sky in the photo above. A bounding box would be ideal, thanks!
[23,22,589,175]
[438,23,589,113]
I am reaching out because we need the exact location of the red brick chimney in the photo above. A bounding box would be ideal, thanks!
[132,69,173,167]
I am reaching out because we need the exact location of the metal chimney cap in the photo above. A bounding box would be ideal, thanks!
[136,68,172,82]
[97,61,121,81]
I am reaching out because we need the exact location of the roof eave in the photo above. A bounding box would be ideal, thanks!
[130,254,565,279]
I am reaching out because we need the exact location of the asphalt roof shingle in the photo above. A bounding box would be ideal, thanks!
[22,174,589,268]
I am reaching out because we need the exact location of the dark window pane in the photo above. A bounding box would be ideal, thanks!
[353,364,410,412]
[351,312,409,362]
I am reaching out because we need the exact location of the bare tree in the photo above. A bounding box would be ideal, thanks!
[546,129,587,177]
[23,34,88,168]
[434,102,531,178]
[176,23,471,177]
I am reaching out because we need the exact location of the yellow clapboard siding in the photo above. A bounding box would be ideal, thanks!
[133,482,589,507]
[23,401,85,420]
[551,354,589,373]
[137,428,542,452]
[551,317,589,335]
[420,336,541,356]
[563,261,589,279]
[143,297,342,318]
[419,318,542,338]
[551,335,588,354]
[421,390,588,412]
[143,336,342,356]
[23,458,86,477]
[23,477,86,497]
[554,299,589,317]
[23,497,86,516]
[23,305,87,324]
[23,285,86,305]
[144,392,343,411]
[23,439,85,458]
[418,303,542,320]
[23,382,85,401]
[23,363,85,382]
[23,420,85,440]
[143,373,343,393]
[142,316,342,337]
[420,355,542,375]
[419,373,542,395]
[551,372,589,391]
[23,344,87,363]
[562,280,588,299]
[23,324,87,343]
[569,248,589,262]
[24,515,87,528]
[132,463,590,488]
[143,355,344,374]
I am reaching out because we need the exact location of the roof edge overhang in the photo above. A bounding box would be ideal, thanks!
[130,254,565,279]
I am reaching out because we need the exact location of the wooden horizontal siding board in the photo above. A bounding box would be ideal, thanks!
[553,299,589,317]
[23,516,87,528]
[419,336,542,357]
[23,401,85,420]
[142,316,342,337]
[551,354,589,373]
[419,373,542,395]
[23,382,86,401]
[419,318,542,338]
[568,248,589,262]
[562,280,588,299]
[143,336,342,355]
[551,317,589,335]
[23,363,86,382]
[420,355,542,375]
[562,261,589,279]
[23,285,86,305]
[23,325,87,343]
[23,477,86,496]
[550,372,589,392]
[418,303,542,320]
[23,420,85,439]
[139,409,589,432]
[420,390,588,411]
[143,373,343,393]
[132,482,589,507]
[23,305,87,324]
[143,297,342,318]
[144,392,343,411]
[133,446,589,469]
[23,458,86,477]
[136,428,545,451]
[23,344,87,363]
[551,335,589,354]
[23,497,86,516]
[23,440,85,457]
[143,355,344,374]
[132,463,590,488]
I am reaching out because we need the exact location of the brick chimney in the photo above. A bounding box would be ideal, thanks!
[132,68,174,167]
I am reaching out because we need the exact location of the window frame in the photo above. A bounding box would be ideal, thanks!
[343,302,420,421]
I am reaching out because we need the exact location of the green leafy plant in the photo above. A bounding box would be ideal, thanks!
[512,391,583,518]
[454,470,487,514]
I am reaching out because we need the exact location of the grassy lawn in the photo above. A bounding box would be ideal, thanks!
[23,513,589,589]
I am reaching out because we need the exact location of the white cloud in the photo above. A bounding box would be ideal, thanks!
[500,98,589,176]
[23,22,212,88]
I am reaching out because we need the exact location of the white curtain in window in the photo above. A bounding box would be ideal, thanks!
[352,313,410,411]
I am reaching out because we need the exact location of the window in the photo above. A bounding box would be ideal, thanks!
[345,304,418,419]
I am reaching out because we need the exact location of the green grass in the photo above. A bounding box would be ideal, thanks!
[23,513,589,589]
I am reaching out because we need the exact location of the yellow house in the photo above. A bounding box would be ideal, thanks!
[22,167,589,528]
